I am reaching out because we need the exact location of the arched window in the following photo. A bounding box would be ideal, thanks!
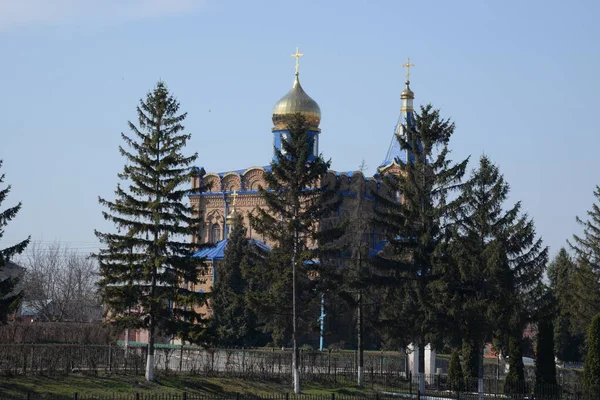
[211,223,221,243]
[280,133,289,155]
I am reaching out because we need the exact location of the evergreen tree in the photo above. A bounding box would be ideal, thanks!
[505,334,526,394]
[535,315,557,392]
[249,113,342,393]
[461,339,479,388]
[210,213,266,347]
[438,156,547,394]
[336,160,372,386]
[548,248,587,361]
[372,104,469,393]
[447,349,464,392]
[585,314,600,389]
[0,160,30,323]
[569,186,600,273]
[95,81,208,382]
[250,245,292,347]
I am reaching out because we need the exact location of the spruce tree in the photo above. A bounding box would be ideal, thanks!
[448,349,464,392]
[439,156,547,394]
[585,314,600,389]
[535,313,557,393]
[95,81,208,382]
[210,213,266,347]
[249,112,342,393]
[0,160,30,323]
[505,335,526,394]
[548,248,586,362]
[568,187,600,343]
[569,186,600,273]
[336,161,372,386]
[372,104,469,394]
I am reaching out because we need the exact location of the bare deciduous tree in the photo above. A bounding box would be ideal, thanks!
[18,242,100,322]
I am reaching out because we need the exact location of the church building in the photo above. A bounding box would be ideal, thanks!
[189,51,417,302]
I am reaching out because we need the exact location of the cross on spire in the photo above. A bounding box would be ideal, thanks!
[402,57,415,82]
[231,188,238,208]
[291,47,304,76]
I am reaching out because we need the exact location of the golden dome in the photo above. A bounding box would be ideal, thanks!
[226,210,237,224]
[272,75,321,131]
[401,81,414,99]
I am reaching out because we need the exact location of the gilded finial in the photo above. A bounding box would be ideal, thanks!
[231,188,238,208]
[402,57,415,83]
[226,188,238,224]
[291,47,304,76]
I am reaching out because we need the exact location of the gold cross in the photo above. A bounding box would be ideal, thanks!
[402,57,415,82]
[231,188,238,207]
[291,46,304,76]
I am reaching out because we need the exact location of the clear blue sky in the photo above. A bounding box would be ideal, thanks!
[1,0,599,259]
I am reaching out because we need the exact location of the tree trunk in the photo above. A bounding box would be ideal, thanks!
[357,291,364,387]
[145,265,158,381]
[124,328,130,356]
[418,337,425,394]
[478,342,484,399]
[145,324,155,381]
[292,231,300,394]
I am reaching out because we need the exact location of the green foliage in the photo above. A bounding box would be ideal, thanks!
[535,311,557,392]
[438,156,546,389]
[95,82,209,347]
[0,160,30,324]
[447,349,464,392]
[461,339,478,380]
[568,186,600,361]
[585,314,600,387]
[210,214,267,347]
[548,248,587,361]
[249,113,342,346]
[569,186,600,274]
[505,334,526,394]
[372,104,468,358]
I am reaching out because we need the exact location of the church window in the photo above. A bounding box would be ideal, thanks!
[211,224,221,242]
[313,135,319,156]
[281,133,289,155]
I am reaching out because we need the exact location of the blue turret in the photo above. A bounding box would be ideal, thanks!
[379,58,418,170]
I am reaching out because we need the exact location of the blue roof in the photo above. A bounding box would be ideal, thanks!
[192,239,271,260]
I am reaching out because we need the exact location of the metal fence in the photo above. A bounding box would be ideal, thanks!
[3,385,600,400]
[0,345,595,400]
[0,344,408,380]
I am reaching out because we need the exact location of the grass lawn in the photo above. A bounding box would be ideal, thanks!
[0,374,380,398]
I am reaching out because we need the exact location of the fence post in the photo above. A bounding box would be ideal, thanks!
[136,392,140,400]
[331,393,335,400]
[236,393,240,400]
[179,344,184,372]
[108,343,112,372]
[285,393,289,400]
[183,392,187,400]
[74,393,78,400]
